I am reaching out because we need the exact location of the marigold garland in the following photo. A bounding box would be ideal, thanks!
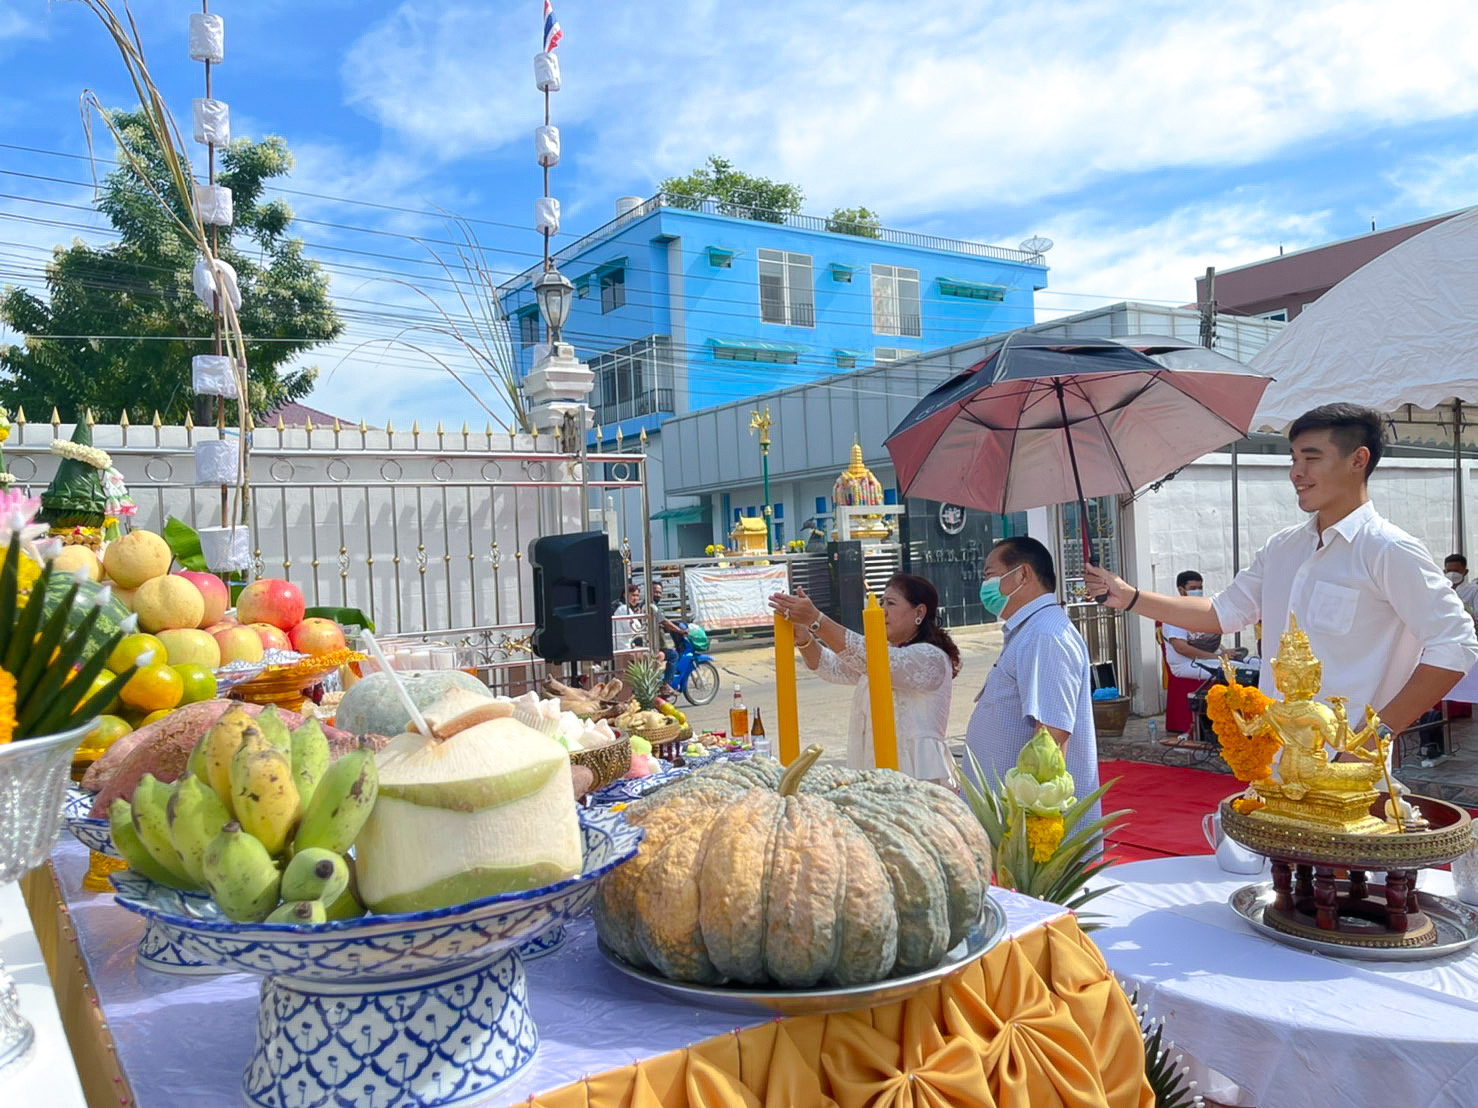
[1024,812,1065,863]
[1206,682,1279,782]
[0,666,16,745]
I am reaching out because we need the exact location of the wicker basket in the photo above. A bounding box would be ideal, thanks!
[570,736,634,791]
[631,718,682,746]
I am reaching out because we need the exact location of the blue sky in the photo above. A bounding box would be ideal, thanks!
[3,0,1478,429]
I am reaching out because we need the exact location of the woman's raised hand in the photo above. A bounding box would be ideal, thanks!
[768,586,820,627]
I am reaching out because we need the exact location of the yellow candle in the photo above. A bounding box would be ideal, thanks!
[773,613,800,765]
[862,593,898,770]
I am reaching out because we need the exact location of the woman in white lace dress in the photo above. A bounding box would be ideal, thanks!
[769,574,960,784]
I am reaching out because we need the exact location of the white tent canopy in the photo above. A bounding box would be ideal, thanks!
[1251,205,1478,430]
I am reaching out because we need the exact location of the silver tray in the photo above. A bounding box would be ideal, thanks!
[1230,882,1478,962]
[598,895,1007,1015]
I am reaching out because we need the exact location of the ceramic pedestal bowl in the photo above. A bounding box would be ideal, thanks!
[112,807,641,1108]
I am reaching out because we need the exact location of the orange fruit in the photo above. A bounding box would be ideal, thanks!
[173,663,217,706]
[119,662,183,713]
[139,709,174,727]
[109,632,166,674]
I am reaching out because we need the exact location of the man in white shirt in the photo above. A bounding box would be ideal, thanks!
[1163,570,1225,681]
[1085,403,1478,748]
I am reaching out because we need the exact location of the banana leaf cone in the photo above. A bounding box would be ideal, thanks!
[39,422,108,532]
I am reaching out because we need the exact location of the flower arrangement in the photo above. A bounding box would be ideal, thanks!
[1205,680,1277,784]
[0,499,142,743]
[704,543,727,557]
[962,728,1128,926]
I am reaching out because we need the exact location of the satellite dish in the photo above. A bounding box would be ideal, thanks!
[1020,235,1054,255]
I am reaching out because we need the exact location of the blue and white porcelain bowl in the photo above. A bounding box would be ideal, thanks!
[63,787,116,857]
[113,807,642,1108]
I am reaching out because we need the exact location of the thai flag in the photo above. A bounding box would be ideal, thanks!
[542,1,563,52]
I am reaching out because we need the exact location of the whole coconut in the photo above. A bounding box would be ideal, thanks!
[335,670,493,736]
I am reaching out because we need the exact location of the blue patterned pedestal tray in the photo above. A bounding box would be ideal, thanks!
[112,807,642,1108]
[64,788,218,975]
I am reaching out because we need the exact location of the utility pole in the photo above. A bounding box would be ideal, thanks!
[749,406,774,553]
[1203,265,1242,648]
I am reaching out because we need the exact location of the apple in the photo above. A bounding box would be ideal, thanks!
[237,578,305,631]
[289,617,347,657]
[249,622,291,653]
[156,628,222,669]
[213,625,265,666]
[204,619,239,636]
[176,571,229,628]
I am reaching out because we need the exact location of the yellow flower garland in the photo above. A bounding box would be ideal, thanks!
[0,666,16,745]
[1024,812,1065,862]
[1205,681,1278,782]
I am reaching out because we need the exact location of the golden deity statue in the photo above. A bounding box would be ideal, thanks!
[1223,616,1398,835]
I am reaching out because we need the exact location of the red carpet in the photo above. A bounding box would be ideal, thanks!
[1098,759,1240,864]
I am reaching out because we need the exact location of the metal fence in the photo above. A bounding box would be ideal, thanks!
[3,412,652,695]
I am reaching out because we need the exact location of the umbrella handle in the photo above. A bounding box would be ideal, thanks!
[1053,382,1110,605]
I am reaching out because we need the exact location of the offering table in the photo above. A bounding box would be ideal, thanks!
[24,836,1153,1107]
[1092,856,1478,1108]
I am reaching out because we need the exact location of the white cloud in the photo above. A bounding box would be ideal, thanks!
[1384,150,1478,216]
[340,0,1478,222]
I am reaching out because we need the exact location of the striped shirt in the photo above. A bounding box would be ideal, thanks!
[964,593,1101,823]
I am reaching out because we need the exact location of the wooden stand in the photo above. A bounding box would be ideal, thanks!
[1266,858,1435,948]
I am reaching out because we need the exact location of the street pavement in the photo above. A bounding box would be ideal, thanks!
[678,624,1005,764]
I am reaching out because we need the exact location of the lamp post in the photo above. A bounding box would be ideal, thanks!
[750,406,774,554]
[533,267,574,345]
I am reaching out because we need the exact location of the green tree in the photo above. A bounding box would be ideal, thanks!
[826,206,883,239]
[0,110,342,423]
[659,156,805,223]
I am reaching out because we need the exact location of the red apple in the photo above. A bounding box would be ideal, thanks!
[237,578,305,631]
[288,617,347,657]
[212,625,265,666]
[204,618,239,635]
[176,570,230,628]
[249,622,291,653]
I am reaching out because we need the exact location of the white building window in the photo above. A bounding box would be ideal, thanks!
[758,249,814,328]
[871,264,921,337]
[1254,308,1288,322]
[518,311,540,347]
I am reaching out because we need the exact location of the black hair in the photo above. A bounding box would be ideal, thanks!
[1288,403,1385,478]
[1446,554,1469,570]
[1175,570,1203,590]
[989,535,1056,592]
[884,572,961,677]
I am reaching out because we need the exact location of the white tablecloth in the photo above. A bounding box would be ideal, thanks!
[1093,856,1478,1108]
[1,875,86,1106]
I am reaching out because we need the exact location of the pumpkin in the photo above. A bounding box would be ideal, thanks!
[334,670,491,735]
[594,745,992,988]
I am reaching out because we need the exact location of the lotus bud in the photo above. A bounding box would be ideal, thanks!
[8,510,25,533]
[135,650,155,667]
[93,584,113,608]
[73,565,91,585]
[1015,726,1067,783]
[120,612,139,633]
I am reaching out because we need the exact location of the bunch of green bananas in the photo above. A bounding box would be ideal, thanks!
[108,704,379,924]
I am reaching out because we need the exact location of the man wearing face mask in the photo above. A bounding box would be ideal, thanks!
[1444,555,1478,620]
[1162,571,1226,682]
[964,536,1101,823]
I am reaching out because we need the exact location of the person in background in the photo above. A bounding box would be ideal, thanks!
[1163,570,1228,681]
[612,582,644,651]
[649,580,688,692]
[769,573,960,784]
[1086,403,1478,754]
[964,537,1101,823]
[1444,554,1478,622]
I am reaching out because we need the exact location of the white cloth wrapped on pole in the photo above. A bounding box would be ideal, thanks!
[535,125,560,168]
[188,13,224,63]
[535,196,561,236]
[191,354,239,399]
[534,51,561,92]
[197,525,252,572]
[194,439,241,485]
[192,256,241,312]
[194,184,234,227]
[192,98,230,146]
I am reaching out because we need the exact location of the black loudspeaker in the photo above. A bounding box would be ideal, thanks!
[530,531,614,662]
[827,540,866,632]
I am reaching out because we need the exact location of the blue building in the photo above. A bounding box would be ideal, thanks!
[498,194,1049,555]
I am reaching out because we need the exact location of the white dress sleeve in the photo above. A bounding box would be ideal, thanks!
[812,635,866,686]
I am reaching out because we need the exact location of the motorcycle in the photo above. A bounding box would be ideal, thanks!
[666,622,720,706]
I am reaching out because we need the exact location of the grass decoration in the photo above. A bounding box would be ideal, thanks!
[0,531,140,742]
[75,0,252,525]
[960,729,1130,930]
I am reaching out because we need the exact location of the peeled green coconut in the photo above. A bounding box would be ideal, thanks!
[354,712,583,914]
[335,670,491,736]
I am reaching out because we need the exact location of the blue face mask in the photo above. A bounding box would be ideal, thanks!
[979,568,1022,617]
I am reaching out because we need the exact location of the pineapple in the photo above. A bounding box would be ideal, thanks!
[624,654,666,710]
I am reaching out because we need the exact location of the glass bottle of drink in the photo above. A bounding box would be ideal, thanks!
[750,708,771,760]
[729,685,749,739]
